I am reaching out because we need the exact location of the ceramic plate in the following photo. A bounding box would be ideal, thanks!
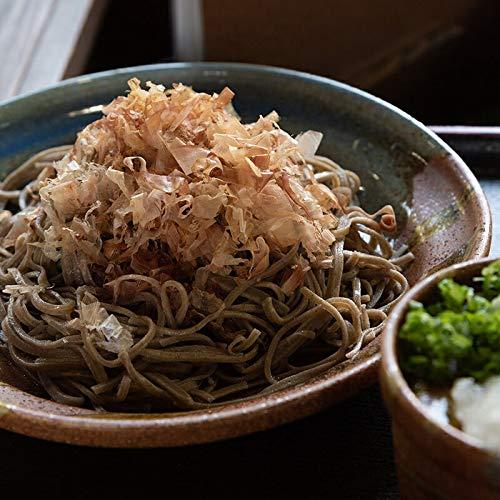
[0,63,491,447]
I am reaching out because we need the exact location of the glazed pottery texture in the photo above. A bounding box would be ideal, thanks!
[381,258,500,500]
[0,63,491,447]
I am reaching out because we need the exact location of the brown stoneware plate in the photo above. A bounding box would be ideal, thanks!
[0,63,491,447]
[380,258,500,499]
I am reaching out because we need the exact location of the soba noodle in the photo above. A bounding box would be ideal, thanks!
[0,82,412,412]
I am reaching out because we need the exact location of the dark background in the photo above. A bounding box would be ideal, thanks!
[86,0,500,126]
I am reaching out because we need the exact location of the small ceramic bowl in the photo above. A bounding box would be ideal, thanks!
[0,63,492,447]
[381,257,500,499]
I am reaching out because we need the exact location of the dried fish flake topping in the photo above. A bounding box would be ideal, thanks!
[38,79,341,284]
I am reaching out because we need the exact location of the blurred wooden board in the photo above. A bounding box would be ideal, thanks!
[195,0,480,88]
[0,0,107,100]
[480,180,500,256]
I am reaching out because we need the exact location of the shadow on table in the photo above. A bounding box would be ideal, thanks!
[0,385,397,498]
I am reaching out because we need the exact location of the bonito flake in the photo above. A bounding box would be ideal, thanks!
[36,79,341,285]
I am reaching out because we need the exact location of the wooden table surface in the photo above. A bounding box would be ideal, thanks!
[0,0,107,100]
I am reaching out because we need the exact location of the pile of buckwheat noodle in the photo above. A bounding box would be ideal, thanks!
[0,80,412,411]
